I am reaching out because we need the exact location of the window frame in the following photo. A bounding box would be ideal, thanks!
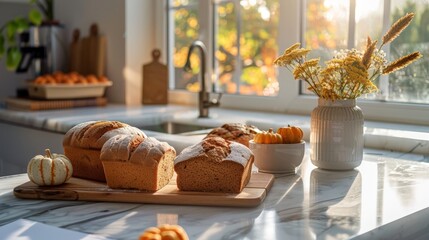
[160,0,429,125]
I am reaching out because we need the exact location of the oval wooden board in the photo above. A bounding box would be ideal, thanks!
[13,173,274,208]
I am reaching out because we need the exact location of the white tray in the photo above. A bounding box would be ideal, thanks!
[28,82,112,99]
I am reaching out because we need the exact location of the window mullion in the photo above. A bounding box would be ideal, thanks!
[379,0,392,100]
[167,0,175,89]
[213,1,219,92]
[348,0,356,48]
[234,0,242,94]
[198,0,213,92]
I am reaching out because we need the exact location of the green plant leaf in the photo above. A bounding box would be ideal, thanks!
[15,18,29,33]
[28,8,42,26]
[0,35,5,58]
[6,47,22,71]
[6,21,17,41]
[46,0,54,21]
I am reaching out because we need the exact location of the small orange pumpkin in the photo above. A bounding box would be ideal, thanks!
[139,224,189,240]
[253,128,283,144]
[277,125,303,144]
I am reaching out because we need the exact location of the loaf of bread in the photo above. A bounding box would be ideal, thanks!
[174,136,254,193]
[205,123,261,147]
[63,120,146,181]
[100,134,176,191]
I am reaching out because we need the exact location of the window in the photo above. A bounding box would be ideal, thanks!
[163,0,429,125]
[303,0,429,104]
[214,0,279,96]
[168,0,279,96]
[387,0,429,104]
[167,0,200,91]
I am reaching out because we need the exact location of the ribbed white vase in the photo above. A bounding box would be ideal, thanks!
[310,98,364,170]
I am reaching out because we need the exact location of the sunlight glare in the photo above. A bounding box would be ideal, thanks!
[323,0,348,21]
[355,0,382,21]
[324,0,380,21]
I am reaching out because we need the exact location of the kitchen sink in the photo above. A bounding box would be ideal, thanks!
[140,122,214,135]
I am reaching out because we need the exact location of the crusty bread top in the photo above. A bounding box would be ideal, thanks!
[101,135,176,168]
[63,120,146,149]
[204,123,261,147]
[174,136,252,167]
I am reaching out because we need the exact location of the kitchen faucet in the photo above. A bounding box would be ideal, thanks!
[184,40,222,118]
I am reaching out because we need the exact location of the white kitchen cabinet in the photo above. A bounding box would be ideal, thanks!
[0,122,64,176]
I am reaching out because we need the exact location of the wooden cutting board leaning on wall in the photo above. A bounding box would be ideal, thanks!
[69,29,81,73]
[142,49,168,105]
[69,23,106,76]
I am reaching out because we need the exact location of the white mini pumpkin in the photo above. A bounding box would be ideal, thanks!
[27,149,73,186]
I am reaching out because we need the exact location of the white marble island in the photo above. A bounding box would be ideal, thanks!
[1,148,429,240]
[0,104,428,239]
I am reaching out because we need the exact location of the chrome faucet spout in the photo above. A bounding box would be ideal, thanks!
[184,40,220,118]
[184,40,207,93]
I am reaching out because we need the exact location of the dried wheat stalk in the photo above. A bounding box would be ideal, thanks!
[382,13,415,47]
[382,52,422,74]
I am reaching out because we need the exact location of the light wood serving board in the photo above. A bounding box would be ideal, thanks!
[14,173,274,208]
[142,49,168,105]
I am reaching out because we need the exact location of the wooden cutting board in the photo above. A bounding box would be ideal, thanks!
[85,24,106,76]
[142,49,168,105]
[14,173,274,207]
[69,23,106,76]
[69,29,81,73]
[5,97,107,111]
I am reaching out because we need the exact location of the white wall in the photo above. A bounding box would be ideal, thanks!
[125,0,156,105]
[56,0,157,104]
[55,0,127,103]
[0,2,33,103]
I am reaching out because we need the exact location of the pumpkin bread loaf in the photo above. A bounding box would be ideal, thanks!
[100,134,176,191]
[204,123,261,147]
[63,120,145,181]
[174,136,254,193]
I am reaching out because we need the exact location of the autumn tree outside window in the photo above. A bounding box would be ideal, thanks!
[165,0,429,125]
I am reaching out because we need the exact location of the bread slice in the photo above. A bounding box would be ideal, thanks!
[101,135,176,191]
[174,137,254,193]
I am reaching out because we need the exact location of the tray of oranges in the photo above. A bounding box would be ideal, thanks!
[28,72,112,99]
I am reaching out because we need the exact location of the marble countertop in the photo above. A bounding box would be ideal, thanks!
[0,104,428,155]
[1,148,429,240]
[1,104,428,239]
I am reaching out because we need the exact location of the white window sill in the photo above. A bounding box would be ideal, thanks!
[246,115,429,156]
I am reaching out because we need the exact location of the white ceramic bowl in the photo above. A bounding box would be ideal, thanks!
[249,140,305,174]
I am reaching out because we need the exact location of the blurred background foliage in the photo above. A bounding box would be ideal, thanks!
[171,0,428,103]
[172,0,279,96]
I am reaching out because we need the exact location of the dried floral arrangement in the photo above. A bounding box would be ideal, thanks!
[274,13,423,100]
